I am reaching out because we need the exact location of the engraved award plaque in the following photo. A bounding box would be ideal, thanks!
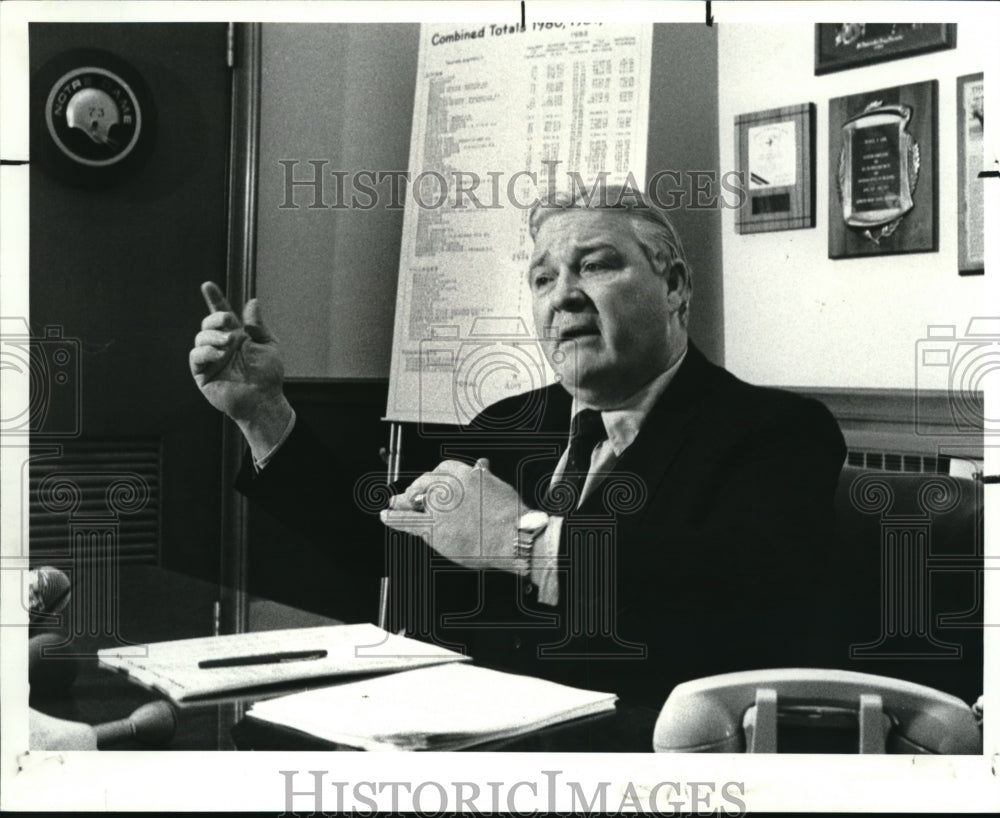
[837,102,919,244]
[828,80,937,259]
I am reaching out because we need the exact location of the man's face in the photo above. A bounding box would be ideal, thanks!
[529,209,685,408]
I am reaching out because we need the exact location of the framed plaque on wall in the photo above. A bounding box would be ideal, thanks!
[957,72,984,275]
[815,24,956,75]
[734,103,815,234]
[828,80,938,259]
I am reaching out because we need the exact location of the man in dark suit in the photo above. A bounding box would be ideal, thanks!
[190,186,846,708]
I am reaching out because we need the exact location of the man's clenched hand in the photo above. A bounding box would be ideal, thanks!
[381,458,528,576]
[189,281,292,458]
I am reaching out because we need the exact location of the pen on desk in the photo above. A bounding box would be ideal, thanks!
[391,423,402,484]
[378,577,390,632]
[380,422,404,631]
[198,649,328,669]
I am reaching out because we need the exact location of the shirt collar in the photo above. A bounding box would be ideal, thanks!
[570,345,688,457]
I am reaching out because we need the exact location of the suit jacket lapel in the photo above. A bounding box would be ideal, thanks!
[515,383,572,507]
[576,344,712,518]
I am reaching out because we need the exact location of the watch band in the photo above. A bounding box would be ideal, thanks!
[515,510,550,559]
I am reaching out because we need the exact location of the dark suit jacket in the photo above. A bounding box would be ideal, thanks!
[238,344,847,706]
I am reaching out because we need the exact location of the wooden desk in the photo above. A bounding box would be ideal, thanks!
[29,565,660,752]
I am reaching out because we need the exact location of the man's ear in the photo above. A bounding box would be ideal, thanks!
[666,260,689,294]
[665,261,690,312]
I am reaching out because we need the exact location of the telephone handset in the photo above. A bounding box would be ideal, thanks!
[652,668,982,754]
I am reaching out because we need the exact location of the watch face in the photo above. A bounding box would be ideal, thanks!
[518,510,549,533]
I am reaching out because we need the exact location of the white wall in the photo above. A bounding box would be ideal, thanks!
[718,23,989,388]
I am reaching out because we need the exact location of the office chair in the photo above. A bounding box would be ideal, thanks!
[652,668,982,753]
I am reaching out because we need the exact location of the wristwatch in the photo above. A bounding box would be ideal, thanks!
[515,510,550,558]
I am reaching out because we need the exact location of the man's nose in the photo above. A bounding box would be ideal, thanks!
[550,269,586,311]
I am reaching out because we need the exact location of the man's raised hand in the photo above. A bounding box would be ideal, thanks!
[189,282,292,457]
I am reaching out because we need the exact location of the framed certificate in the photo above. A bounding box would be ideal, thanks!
[828,80,937,259]
[734,103,815,234]
[815,24,956,75]
[957,73,984,275]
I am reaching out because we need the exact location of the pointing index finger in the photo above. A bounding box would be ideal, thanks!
[201,281,235,316]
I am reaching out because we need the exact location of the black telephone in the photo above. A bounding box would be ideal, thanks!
[652,668,982,754]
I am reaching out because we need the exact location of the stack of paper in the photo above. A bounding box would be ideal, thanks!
[98,624,469,702]
[245,663,617,751]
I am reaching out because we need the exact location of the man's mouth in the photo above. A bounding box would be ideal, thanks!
[558,326,600,342]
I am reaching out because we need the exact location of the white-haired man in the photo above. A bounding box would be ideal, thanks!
[190,186,846,710]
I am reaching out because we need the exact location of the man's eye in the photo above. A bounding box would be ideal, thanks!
[581,259,609,273]
[532,273,553,289]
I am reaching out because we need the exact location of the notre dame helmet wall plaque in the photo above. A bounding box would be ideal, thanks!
[34,49,156,186]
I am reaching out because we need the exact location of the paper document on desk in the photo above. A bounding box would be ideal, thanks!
[97,624,469,702]
[245,663,617,751]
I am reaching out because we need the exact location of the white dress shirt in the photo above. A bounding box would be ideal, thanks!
[530,346,688,605]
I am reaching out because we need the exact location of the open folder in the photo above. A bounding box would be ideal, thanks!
[245,663,618,751]
[97,623,469,702]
